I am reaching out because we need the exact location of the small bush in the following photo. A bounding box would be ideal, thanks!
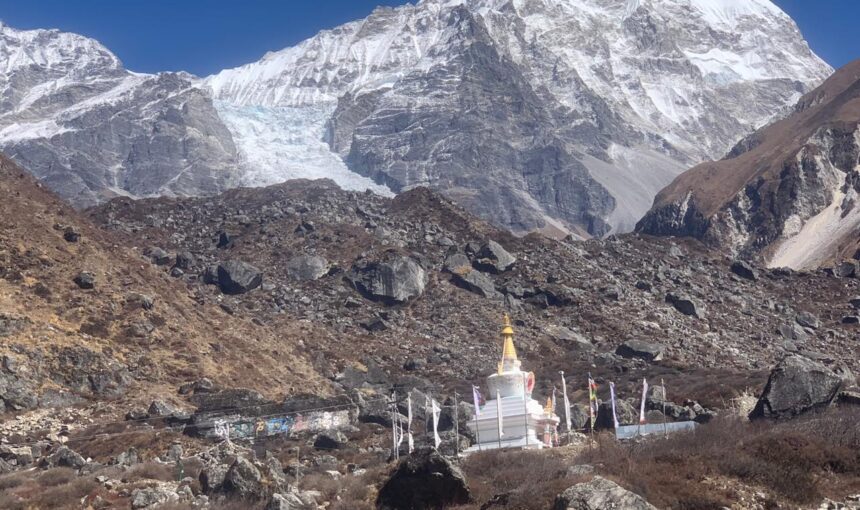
[37,467,77,487]
[123,461,176,483]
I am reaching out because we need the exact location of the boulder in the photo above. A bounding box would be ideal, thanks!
[795,311,820,330]
[545,326,593,351]
[595,400,636,429]
[377,448,471,510]
[443,253,472,274]
[348,257,427,304]
[570,403,591,431]
[665,293,703,318]
[131,486,179,509]
[314,431,347,450]
[217,261,263,295]
[73,271,95,289]
[224,457,264,500]
[850,297,860,310]
[287,255,330,282]
[553,476,657,510]
[615,340,664,362]
[750,355,846,419]
[175,251,195,271]
[147,247,171,266]
[148,399,180,418]
[834,261,858,278]
[63,226,80,243]
[267,493,308,510]
[46,446,87,469]
[730,260,758,281]
[473,241,516,273]
[450,267,503,300]
[200,462,230,493]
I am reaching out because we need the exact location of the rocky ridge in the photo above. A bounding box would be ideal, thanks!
[638,59,860,269]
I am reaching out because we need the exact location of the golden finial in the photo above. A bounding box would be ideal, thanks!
[501,314,518,362]
[544,398,554,414]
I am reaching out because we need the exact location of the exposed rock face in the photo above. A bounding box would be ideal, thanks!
[750,355,846,419]
[553,476,657,510]
[638,60,860,269]
[376,449,470,510]
[0,24,239,208]
[348,257,427,304]
[206,0,830,236]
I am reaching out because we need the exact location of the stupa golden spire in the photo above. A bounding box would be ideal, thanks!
[498,314,518,374]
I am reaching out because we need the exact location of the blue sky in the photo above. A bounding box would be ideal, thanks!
[0,0,856,76]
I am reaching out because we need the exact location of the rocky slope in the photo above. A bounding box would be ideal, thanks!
[638,60,860,269]
[0,153,326,416]
[0,22,239,208]
[87,177,860,401]
[207,0,831,235]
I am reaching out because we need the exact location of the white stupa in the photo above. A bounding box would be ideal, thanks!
[466,315,560,452]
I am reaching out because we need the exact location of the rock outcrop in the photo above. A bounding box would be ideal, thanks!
[750,355,848,419]
[554,476,657,510]
[638,60,860,269]
[376,449,470,510]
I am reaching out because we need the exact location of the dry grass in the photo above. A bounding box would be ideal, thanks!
[578,408,860,508]
[451,449,587,510]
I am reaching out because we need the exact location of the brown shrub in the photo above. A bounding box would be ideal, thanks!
[122,461,177,483]
[27,477,99,509]
[454,449,586,510]
[37,467,77,487]
[578,408,860,508]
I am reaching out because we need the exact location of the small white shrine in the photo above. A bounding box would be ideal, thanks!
[466,316,560,452]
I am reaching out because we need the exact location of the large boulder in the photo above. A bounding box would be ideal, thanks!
[730,260,758,281]
[377,448,471,510]
[473,241,516,273]
[553,476,657,510]
[223,457,264,500]
[750,355,846,419]
[287,255,330,282]
[615,340,664,362]
[450,267,503,300]
[349,257,427,304]
[665,293,704,318]
[217,261,262,295]
[595,400,637,429]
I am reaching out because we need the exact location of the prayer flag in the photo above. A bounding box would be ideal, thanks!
[609,382,620,429]
[639,379,649,424]
[431,399,442,449]
[472,386,484,417]
[561,372,572,432]
[496,389,504,438]
[407,394,414,453]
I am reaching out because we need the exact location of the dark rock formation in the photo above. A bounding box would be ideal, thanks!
[217,261,263,295]
[750,355,846,419]
[377,448,471,510]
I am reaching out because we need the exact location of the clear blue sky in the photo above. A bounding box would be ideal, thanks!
[0,0,856,76]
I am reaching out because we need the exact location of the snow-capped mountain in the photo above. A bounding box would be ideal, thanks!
[0,22,239,208]
[0,0,833,234]
[206,0,832,234]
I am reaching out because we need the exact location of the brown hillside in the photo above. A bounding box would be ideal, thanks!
[0,154,327,415]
